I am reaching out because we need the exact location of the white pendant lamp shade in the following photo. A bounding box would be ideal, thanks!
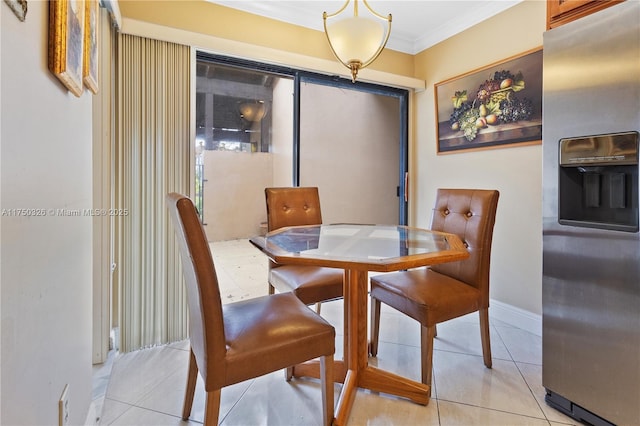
[323,0,392,82]
[327,17,385,66]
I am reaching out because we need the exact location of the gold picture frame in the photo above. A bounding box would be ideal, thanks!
[435,47,543,154]
[83,0,99,94]
[48,0,85,97]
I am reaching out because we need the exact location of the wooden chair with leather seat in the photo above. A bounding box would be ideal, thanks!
[369,188,499,393]
[166,192,335,426]
[265,187,344,312]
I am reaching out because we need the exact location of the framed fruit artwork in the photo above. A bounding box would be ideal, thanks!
[435,47,543,154]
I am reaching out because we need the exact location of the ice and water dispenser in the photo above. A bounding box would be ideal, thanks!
[558,131,639,232]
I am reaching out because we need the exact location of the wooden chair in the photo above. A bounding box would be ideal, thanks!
[369,189,499,392]
[166,192,335,426]
[265,187,344,312]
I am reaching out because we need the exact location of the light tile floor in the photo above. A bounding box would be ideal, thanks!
[96,239,577,426]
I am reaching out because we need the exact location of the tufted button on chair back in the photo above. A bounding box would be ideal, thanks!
[429,189,499,307]
[266,187,323,232]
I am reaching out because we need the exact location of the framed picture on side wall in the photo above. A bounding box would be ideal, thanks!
[83,0,99,94]
[48,0,85,97]
[435,47,543,154]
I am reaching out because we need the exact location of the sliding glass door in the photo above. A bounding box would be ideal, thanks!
[195,52,408,241]
[298,75,407,226]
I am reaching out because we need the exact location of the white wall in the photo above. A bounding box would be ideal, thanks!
[1,2,93,424]
[413,0,545,327]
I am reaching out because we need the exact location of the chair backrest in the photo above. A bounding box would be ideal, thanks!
[166,192,226,382]
[429,189,499,306]
[265,187,323,232]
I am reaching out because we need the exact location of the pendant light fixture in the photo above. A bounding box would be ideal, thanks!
[239,100,267,122]
[323,0,392,82]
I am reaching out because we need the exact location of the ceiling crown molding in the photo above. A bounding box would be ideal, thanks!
[208,1,523,55]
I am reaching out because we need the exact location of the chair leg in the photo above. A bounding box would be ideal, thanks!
[369,296,381,357]
[268,283,275,295]
[203,389,221,426]
[320,354,335,426]
[420,325,437,396]
[182,348,198,420]
[285,366,294,381]
[315,302,322,314]
[479,308,492,368]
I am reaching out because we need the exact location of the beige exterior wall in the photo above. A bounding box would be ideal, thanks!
[270,77,294,187]
[412,0,546,317]
[202,151,272,241]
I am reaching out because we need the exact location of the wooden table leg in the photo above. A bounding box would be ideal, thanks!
[346,269,368,370]
[333,268,431,425]
[359,366,430,405]
[333,269,367,424]
[294,267,431,425]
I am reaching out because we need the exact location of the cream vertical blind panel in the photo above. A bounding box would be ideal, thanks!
[115,33,190,352]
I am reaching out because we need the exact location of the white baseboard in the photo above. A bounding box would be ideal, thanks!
[489,298,542,337]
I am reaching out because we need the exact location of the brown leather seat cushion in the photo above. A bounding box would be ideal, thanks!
[270,266,344,305]
[222,292,335,386]
[370,268,481,327]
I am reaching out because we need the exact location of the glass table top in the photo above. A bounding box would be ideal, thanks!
[257,223,468,272]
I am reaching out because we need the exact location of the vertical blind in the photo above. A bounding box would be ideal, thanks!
[115,33,191,352]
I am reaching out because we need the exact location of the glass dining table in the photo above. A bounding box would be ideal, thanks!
[250,223,469,425]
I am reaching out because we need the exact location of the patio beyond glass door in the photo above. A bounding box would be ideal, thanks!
[195,60,294,241]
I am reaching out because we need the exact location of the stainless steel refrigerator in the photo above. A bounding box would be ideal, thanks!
[542,2,640,425]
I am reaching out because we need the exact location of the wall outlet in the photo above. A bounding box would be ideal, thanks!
[59,384,69,426]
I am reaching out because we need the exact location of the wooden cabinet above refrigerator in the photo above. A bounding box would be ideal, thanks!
[547,0,624,29]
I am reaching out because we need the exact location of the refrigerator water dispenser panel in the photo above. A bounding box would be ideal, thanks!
[558,131,639,232]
